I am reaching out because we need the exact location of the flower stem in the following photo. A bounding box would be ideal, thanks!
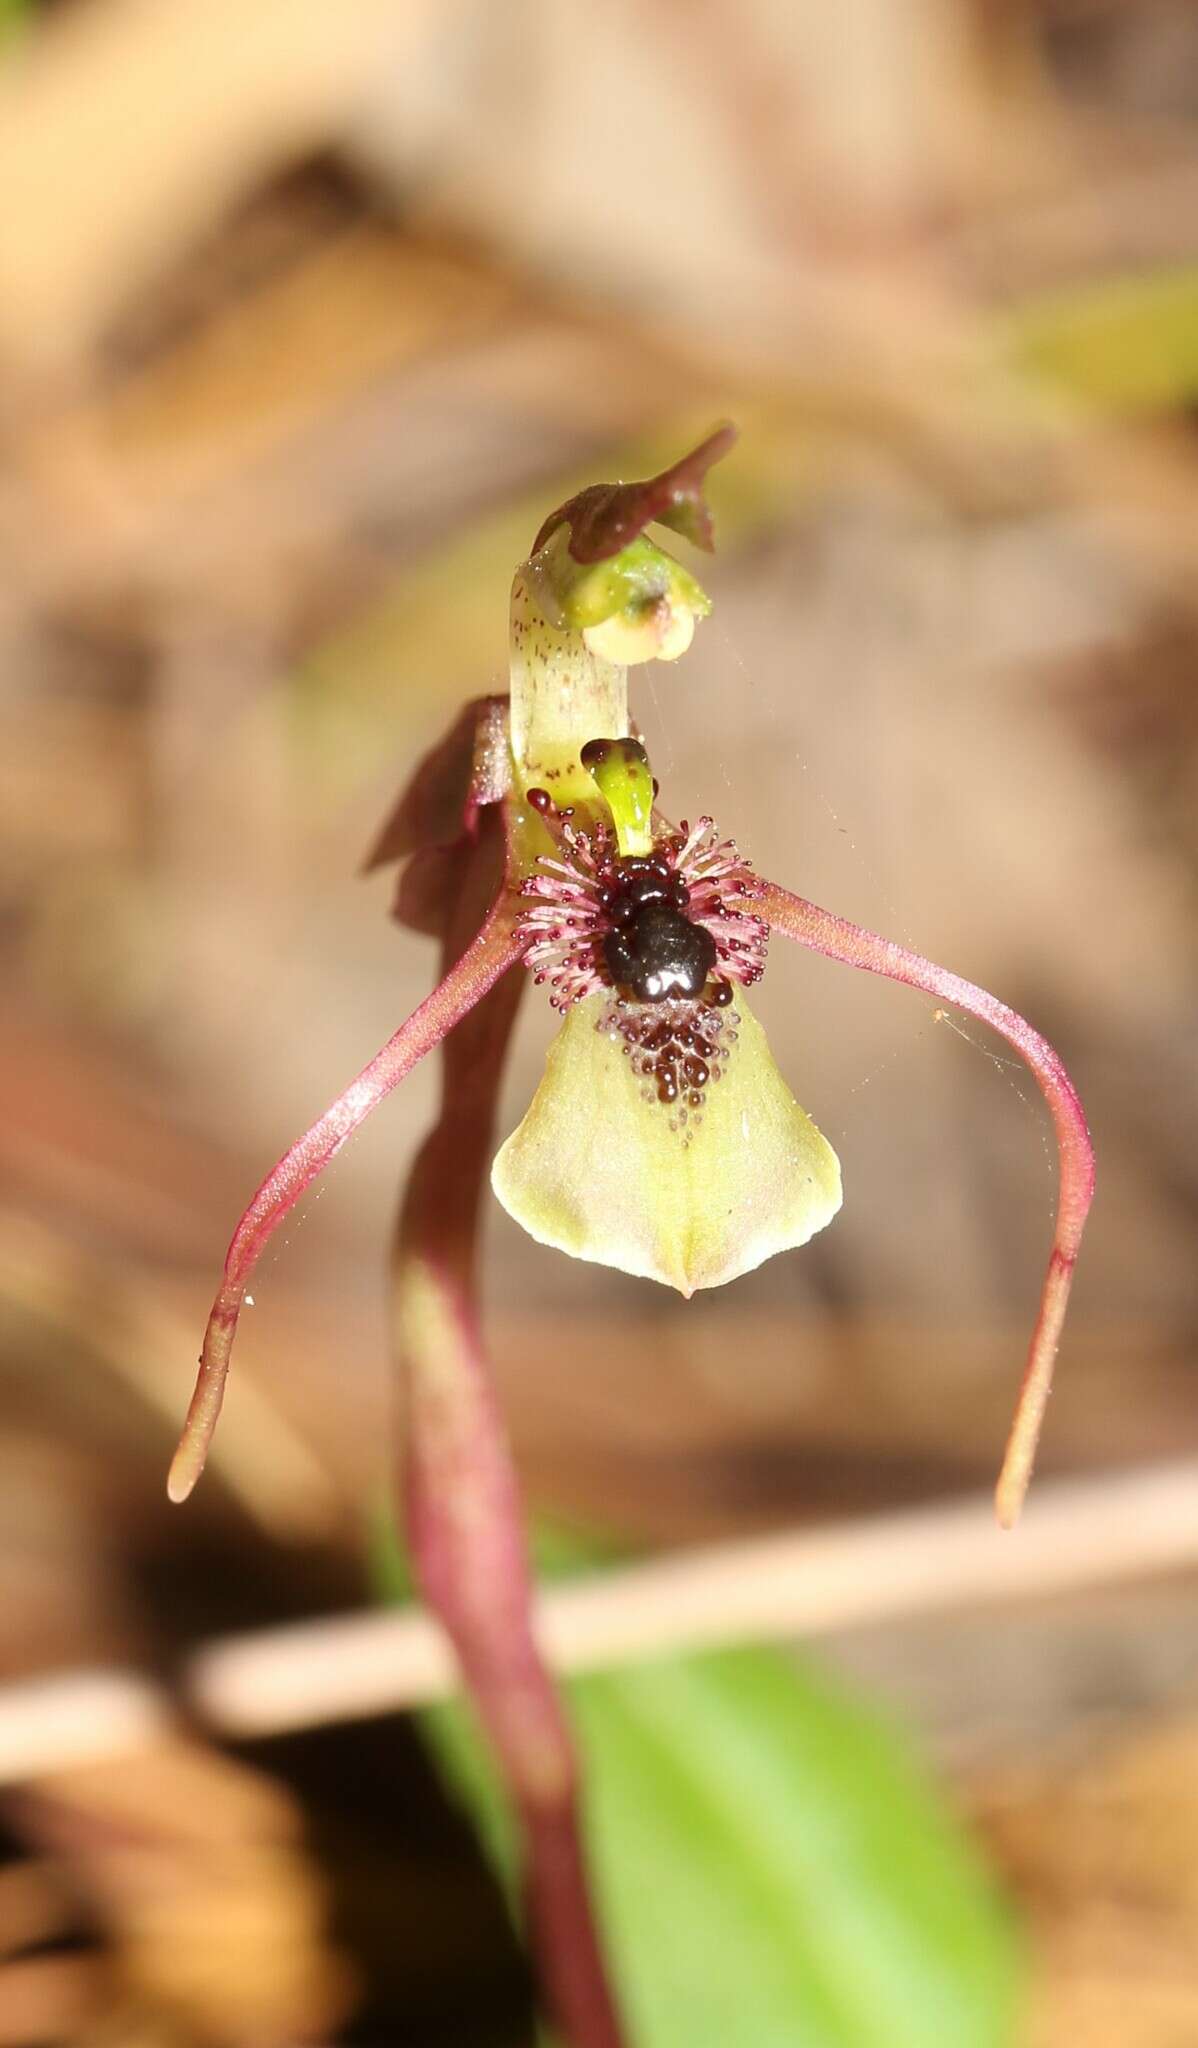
[760,882,1095,1528]
[168,885,523,1505]
[395,819,625,2048]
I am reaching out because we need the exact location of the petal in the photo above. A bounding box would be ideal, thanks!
[492,994,842,1295]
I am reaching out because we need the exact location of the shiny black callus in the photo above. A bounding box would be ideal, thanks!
[603,902,717,1002]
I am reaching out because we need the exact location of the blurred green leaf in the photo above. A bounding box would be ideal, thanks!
[372,1517,1022,2047]
[1010,265,1198,414]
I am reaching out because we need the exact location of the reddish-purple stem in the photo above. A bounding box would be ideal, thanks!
[167,888,524,1504]
[760,880,1095,1527]
[397,820,625,2048]
[402,1257,624,2048]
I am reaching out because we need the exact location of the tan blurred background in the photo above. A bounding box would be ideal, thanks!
[1,1,1197,2042]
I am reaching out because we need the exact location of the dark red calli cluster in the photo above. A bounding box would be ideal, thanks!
[517,791,767,1018]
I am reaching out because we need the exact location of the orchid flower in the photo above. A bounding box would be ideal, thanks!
[169,426,1093,2047]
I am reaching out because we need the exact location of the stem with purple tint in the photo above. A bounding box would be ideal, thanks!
[759,880,1095,1528]
[167,886,524,1505]
[395,819,625,2048]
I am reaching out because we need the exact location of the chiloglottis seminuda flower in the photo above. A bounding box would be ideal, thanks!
[169,425,1094,1528]
[491,745,843,1295]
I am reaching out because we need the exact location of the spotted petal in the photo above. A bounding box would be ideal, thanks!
[492,993,842,1295]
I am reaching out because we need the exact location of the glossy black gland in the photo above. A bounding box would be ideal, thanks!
[600,857,690,920]
[603,900,717,1002]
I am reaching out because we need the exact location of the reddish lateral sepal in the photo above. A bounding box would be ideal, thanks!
[759,880,1095,1528]
[167,892,524,1503]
